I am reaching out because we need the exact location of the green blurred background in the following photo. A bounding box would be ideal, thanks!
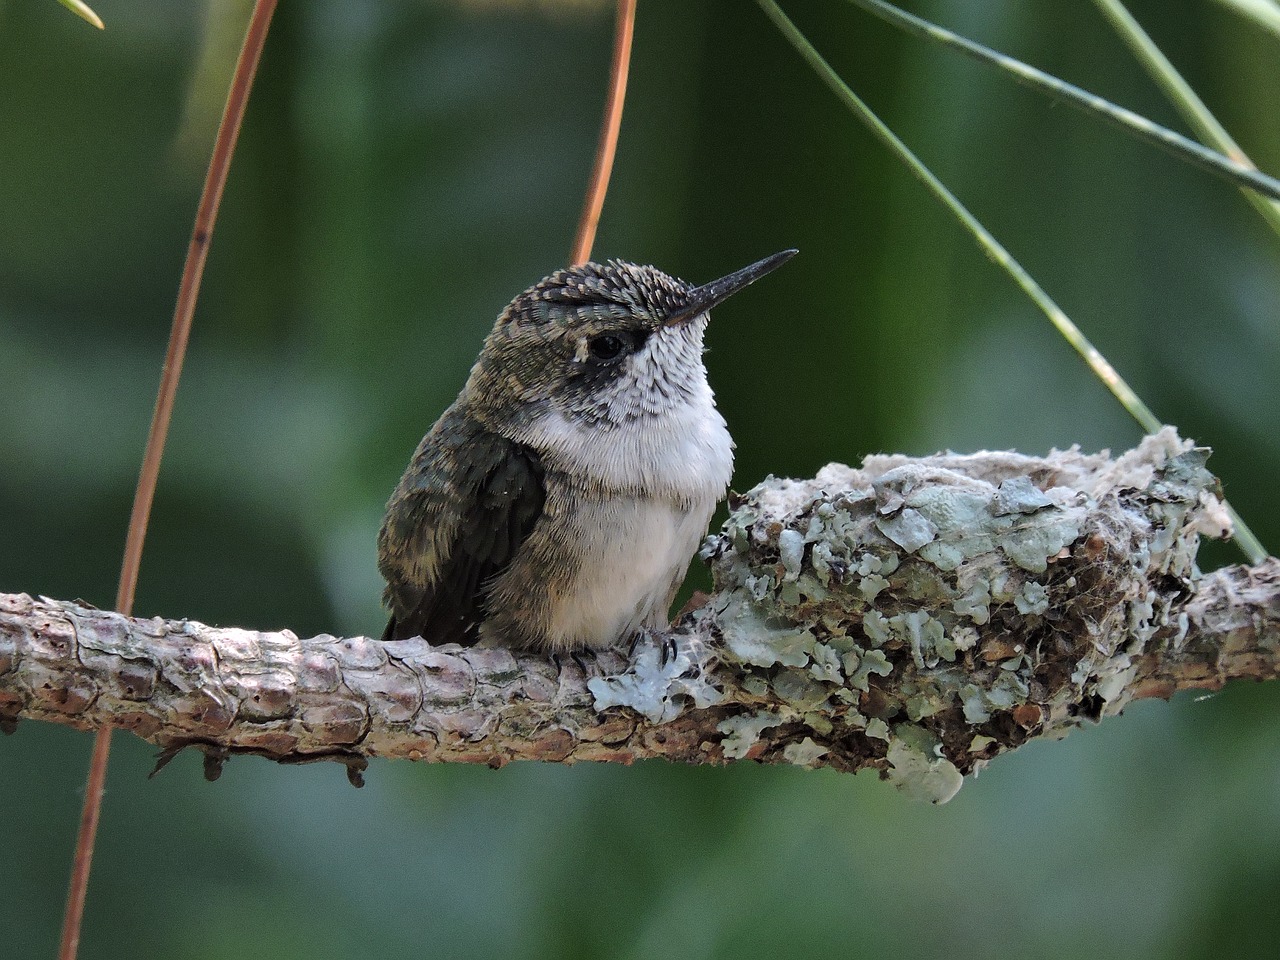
[3,0,1279,957]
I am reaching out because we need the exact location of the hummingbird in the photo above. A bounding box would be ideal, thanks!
[377,249,797,652]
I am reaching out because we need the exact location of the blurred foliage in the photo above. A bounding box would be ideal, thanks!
[2,1,1278,958]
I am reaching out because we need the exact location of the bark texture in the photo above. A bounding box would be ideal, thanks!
[2,430,1276,800]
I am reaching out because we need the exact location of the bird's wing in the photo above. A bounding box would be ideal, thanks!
[378,410,545,645]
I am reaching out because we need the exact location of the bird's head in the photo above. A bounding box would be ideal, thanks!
[468,250,796,428]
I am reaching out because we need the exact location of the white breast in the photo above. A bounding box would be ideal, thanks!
[516,389,734,501]
[489,374,734,650]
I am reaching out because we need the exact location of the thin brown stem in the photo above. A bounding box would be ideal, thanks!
[571,0,637,266]
[56,3,279,958]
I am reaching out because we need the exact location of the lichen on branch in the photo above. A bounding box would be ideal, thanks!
[2,430,1276,802]
[677,428,1240,801]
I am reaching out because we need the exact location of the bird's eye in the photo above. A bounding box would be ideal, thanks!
[587,333,628,362]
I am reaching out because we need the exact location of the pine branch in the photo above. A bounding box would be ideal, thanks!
[2,430,1276,802]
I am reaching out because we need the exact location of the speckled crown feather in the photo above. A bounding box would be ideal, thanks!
[499,260,692,328]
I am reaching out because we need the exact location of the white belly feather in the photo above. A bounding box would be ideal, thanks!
[544,495,717,644]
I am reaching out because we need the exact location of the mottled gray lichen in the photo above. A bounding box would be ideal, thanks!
[885,723,964,803]
[717,710,785,759]
[679,428,1232,802]
[587,635,722,723]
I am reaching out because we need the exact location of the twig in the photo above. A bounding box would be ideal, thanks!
[58,3,279,959]
[842,0,1280,206]
[571,0,637,265]
[55,0,104,29]
[1209,0,1280,39]
[1091,0,1280,239]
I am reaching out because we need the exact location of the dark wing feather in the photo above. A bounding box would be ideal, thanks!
[379,411,545,644]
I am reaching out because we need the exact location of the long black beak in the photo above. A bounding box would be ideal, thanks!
[664,248,798,327]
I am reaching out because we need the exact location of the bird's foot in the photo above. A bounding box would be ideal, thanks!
[661,636,678,667]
